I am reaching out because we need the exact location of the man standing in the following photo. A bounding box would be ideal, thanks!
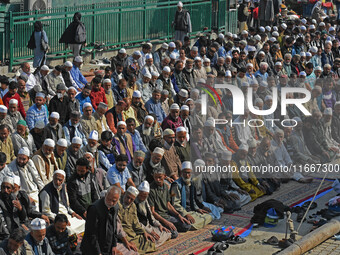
[25,218,54,255]
[172,2,192,43]
[81,185,138,255]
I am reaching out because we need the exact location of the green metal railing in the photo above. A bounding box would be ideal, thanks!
[2,0,231,70]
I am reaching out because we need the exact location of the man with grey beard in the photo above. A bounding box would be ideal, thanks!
[322,108,340,155]
[136,115,156,149]
[42,112,64,143]
[81,130,100,168]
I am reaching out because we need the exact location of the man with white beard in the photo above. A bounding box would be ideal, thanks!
[161,103,183,132]
[170,161,213,230]
[42,112,64,143]
[8,147,44,211]
[137,115,156,149]
[127,151,146,187]
[234,108,254,146]
[174,126,190,162]
[143,147,166,183]
[39,170,85,234]
[81,130,100,167]
[203,119,230,157]
[322,108,340,156]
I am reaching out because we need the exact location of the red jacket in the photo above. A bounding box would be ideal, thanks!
[3,92,26,118]
[90,87,108,110]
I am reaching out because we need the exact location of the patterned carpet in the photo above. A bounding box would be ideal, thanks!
[151,178,334,255]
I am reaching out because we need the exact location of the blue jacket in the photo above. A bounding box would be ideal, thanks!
[70,65,87,89]
[145,98,166,123]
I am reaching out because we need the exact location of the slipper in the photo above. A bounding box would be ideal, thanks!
[265,236,279,245]
[302,201,317,210]
[215,242,229,251]
[226,235,246,244]
[207,244,216,255]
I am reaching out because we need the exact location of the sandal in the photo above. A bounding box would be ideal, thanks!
[226,235,246,244]
[302,201,317,210]
[265,236,279,245]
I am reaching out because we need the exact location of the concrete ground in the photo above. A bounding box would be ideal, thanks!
[201,189,339,255]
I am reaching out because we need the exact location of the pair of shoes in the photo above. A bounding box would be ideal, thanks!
[207,242,229,255]
[225,235,246,245]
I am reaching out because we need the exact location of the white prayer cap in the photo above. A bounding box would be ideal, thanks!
[169,42,176,48]
[64,61,72,67]
[300,25,306,31]
[57,138,68,147]
[162,90,169,96]
[226,32,232,37]
[163,128,175,136]
[309,24,315,30]
[72,136,82,145]
[254,35,261,41]
[239,144,249,151]
[151,71,159,77]
[324,107,333,115]
[241,30,248,35]
[176,126,187,133]
[273,26,278,31]
[144,72,152,79]
[275,62,282,66]
[83,102,92,109]
[170,53,177,60]
[204,119,215,127]
[146,54,153,60]
[89,130,99,141]
[281,23,287,29]
[145,115,154,122]
[40,65,49,71]
[194,56,202,62]
[335,101,340,108]
[119,48,126,54]
[117,121,126,127]
[310,46,318,53]
[0,105,7,113]
[18,147,30,157]
[34,121,45,129]
[259,26,265,33]
[84,152,94,158]
[153,147,165,156]
[247,138,257,148]
[191,46,198,52]
[218,33,224,39]
[138,181,150,193]
[221,150,232,160]
[181,105,189,111]
[293,117,302,123]
[31,218,46,231]
[177,1,183,7]
[50,112,60,119]
[13,176,21,186]
[329,27,335,32]
[44,138,55,148]
[272,31,279,37]
[170,103,180,110]
[264,95,273,101]
[301,18,307,24]
[181,161,192,170]
[306,52,312,57]
[314,66,322,71]
[258,51,265,56]
[163,66,171,73]
[194,159,205,167]
[9,99,18,105]
[320,22,325,27]
[312,19,317,24]
[74,56,83,63]
[126,186,139,197]
[133,51,142,56]
[300,52,306,57]
[203,57,210,63]
[103,79,111,84]
[269,37,276,42]
[248,46,256,52]
[161,43,169,49]
[2,176,13,186]
[245,63,253,69]
[260,81,268,87]
[36,92,45,98]
[265,26,271,31]
[67,86,76,92]
[132,90,142,98]
[225,70,232,77]
[178,89,188,98]
[197,78,206,84]
[54,169,66,178]
[299,71,306,77]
